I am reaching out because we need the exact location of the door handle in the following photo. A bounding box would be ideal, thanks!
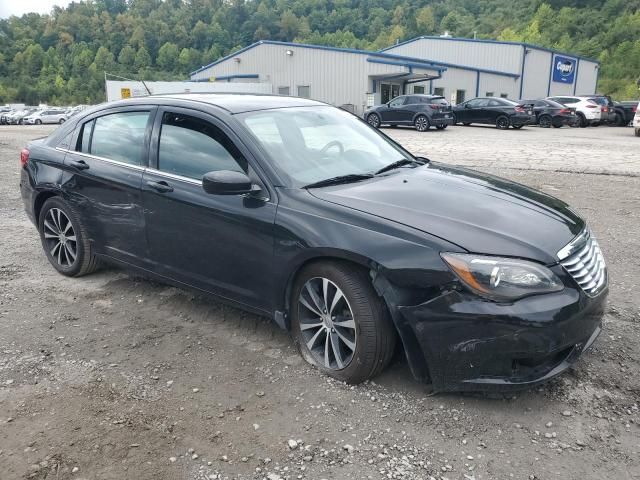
[68,159,89,170]
[146,180,173,193]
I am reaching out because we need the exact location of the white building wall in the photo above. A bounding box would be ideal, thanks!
[429,68,476,104]
[479,73,520,99]
[384,38,523,75]
[521,49,552,99]
[192,43,415,114]
[573,59,599,95]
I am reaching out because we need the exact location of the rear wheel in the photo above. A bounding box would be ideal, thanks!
[367,113,381,129]
[59,118,65,124]
[539,115,552,128]
[291,262,397,384]
[496,116,510,130]
[38,197,99,277]
[577,113,588,128]
[414,115,430,132]
[436,124,447,130]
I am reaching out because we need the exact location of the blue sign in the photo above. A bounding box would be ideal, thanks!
[552,55,576,84]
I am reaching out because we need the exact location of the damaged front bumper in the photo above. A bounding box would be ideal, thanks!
[395,286,607,392]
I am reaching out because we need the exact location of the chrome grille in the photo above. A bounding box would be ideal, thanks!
[557,229,607,296]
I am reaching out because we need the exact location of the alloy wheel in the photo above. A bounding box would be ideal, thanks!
[43,208,77,267]
[539,116,552,128]
[415,116,429,132]
[496,117,509,129]
[298,277,356,370]
[367,114,380,128]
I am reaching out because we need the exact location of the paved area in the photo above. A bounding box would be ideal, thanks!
[0,125,639,480]
[385,124,640,177]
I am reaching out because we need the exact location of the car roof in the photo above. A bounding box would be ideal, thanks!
[148,93,325,114]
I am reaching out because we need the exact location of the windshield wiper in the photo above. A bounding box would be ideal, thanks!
[374,158,425,175]
[303,173,374,189]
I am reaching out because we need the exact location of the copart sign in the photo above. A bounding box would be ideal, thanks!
[552,55,577,84]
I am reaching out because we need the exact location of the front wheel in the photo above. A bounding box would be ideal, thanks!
[35,119,42,125]
[435,124,447,130]
[291,262,397,384]
[367,113,381,129]
[38,197,99,277]
[577,113,588,128]
[59,118,66,124]
[414,115,430,132]
[496,116,510,130]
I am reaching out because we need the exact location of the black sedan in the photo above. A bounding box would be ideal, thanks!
[364,94,455,131]
[520,99,577,128]
[453,97,535,129]
[20,94,607,392]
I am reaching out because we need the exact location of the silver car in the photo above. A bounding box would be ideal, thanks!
[23,109,68,125]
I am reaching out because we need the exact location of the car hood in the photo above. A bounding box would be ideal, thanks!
[308,163,584,264]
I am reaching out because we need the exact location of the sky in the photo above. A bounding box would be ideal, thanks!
[0,0,72,18]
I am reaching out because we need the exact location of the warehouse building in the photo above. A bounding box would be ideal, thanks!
[190,37,599,116]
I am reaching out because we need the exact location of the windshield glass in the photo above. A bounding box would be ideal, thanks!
[239,106,412,186]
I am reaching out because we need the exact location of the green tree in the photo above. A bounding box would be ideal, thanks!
[157,42,179,71]
[118,45,136,68]
[134,46,151,70]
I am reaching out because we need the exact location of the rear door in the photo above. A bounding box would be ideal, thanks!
[63,106,155,266]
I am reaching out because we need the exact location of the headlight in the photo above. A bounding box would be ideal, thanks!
[441,253,563,302]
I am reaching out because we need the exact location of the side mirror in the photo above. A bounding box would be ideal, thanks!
[202,170,259,195]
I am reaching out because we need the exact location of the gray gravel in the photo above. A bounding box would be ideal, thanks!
[0,124,639,480]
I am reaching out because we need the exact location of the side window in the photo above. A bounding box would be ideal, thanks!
[90,112,150,165]
[488,99,503,107]
[389,97,405,107]
[78,120,94,153]
[158,112,247,180]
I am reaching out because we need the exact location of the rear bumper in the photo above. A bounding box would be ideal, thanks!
[432,114,455,126]
[552,114,576,126]
[396,285,607,392]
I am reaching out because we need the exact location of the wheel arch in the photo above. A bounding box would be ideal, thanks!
[278,250,432,383]
[33,190,61,223]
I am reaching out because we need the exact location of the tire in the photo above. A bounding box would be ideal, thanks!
[552,124,562,128]
[367,113,381,129]
[59,118,65,124]
[635,128,640,137]
[577,113,588,128]
[614,113,626,127]
[435,124,447,130]
[539,115,552,128]
[38,197,99,277]
[414,114,430,132]
[35,119,42,125]
[291,261,397,384]
[496,116,510,130]
[512,124,524,130]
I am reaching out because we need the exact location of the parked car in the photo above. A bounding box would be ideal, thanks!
[8,109,37,125]
[452,97,535,129]
[23,109,68,125]
[578,95,617,124]
[19,94,607,392]
[547,96,601,127]
[614,101,638,126]
[0,110,15,125]
[364,94,454,131]
[519,98,577,128]
[634,102,640,137]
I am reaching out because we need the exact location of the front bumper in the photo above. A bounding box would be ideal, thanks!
[511,114,536,126]
[396,285,607,392]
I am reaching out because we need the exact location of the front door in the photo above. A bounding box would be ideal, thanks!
[383,96,409,123]
[63,107,155,266]
[381,83,401,105]
[141,107,277,312]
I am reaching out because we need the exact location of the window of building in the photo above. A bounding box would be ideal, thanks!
[278,86,290,96]
[434,87,445,97]
[84,112,150,165]
[500,93,509,98]
[413,85,425,94]
[297,85,310,98]
[455,90,466,104]
[158,112,246,180]
[486,92,494,97]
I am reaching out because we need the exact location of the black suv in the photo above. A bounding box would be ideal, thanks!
[364,95,454,131]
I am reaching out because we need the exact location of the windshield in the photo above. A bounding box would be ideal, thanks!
[238,106,412,187]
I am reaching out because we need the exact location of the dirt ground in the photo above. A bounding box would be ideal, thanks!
[0,125,639,480]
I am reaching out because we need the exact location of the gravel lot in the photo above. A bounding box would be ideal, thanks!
[1,124,639,480]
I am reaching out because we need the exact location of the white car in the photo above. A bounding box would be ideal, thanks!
[634,101,640,137]
[23,109,68,125]
[547,96,602,127]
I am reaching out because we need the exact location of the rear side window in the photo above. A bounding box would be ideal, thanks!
[78,112,150,165]
[158,112,247,180]
[428,97,449,105]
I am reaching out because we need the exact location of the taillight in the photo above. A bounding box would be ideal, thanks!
[602,107,608,113]
[560,109,570,114]
[633,106,637,113]
[20,148,29,167]
[429,104,440,110]
[515,106,525,112]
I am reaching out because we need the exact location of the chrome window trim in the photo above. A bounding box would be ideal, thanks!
[55,147,145,172]
[145,167,202,186]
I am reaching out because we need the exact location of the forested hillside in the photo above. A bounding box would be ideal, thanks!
[0,0,638,104]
